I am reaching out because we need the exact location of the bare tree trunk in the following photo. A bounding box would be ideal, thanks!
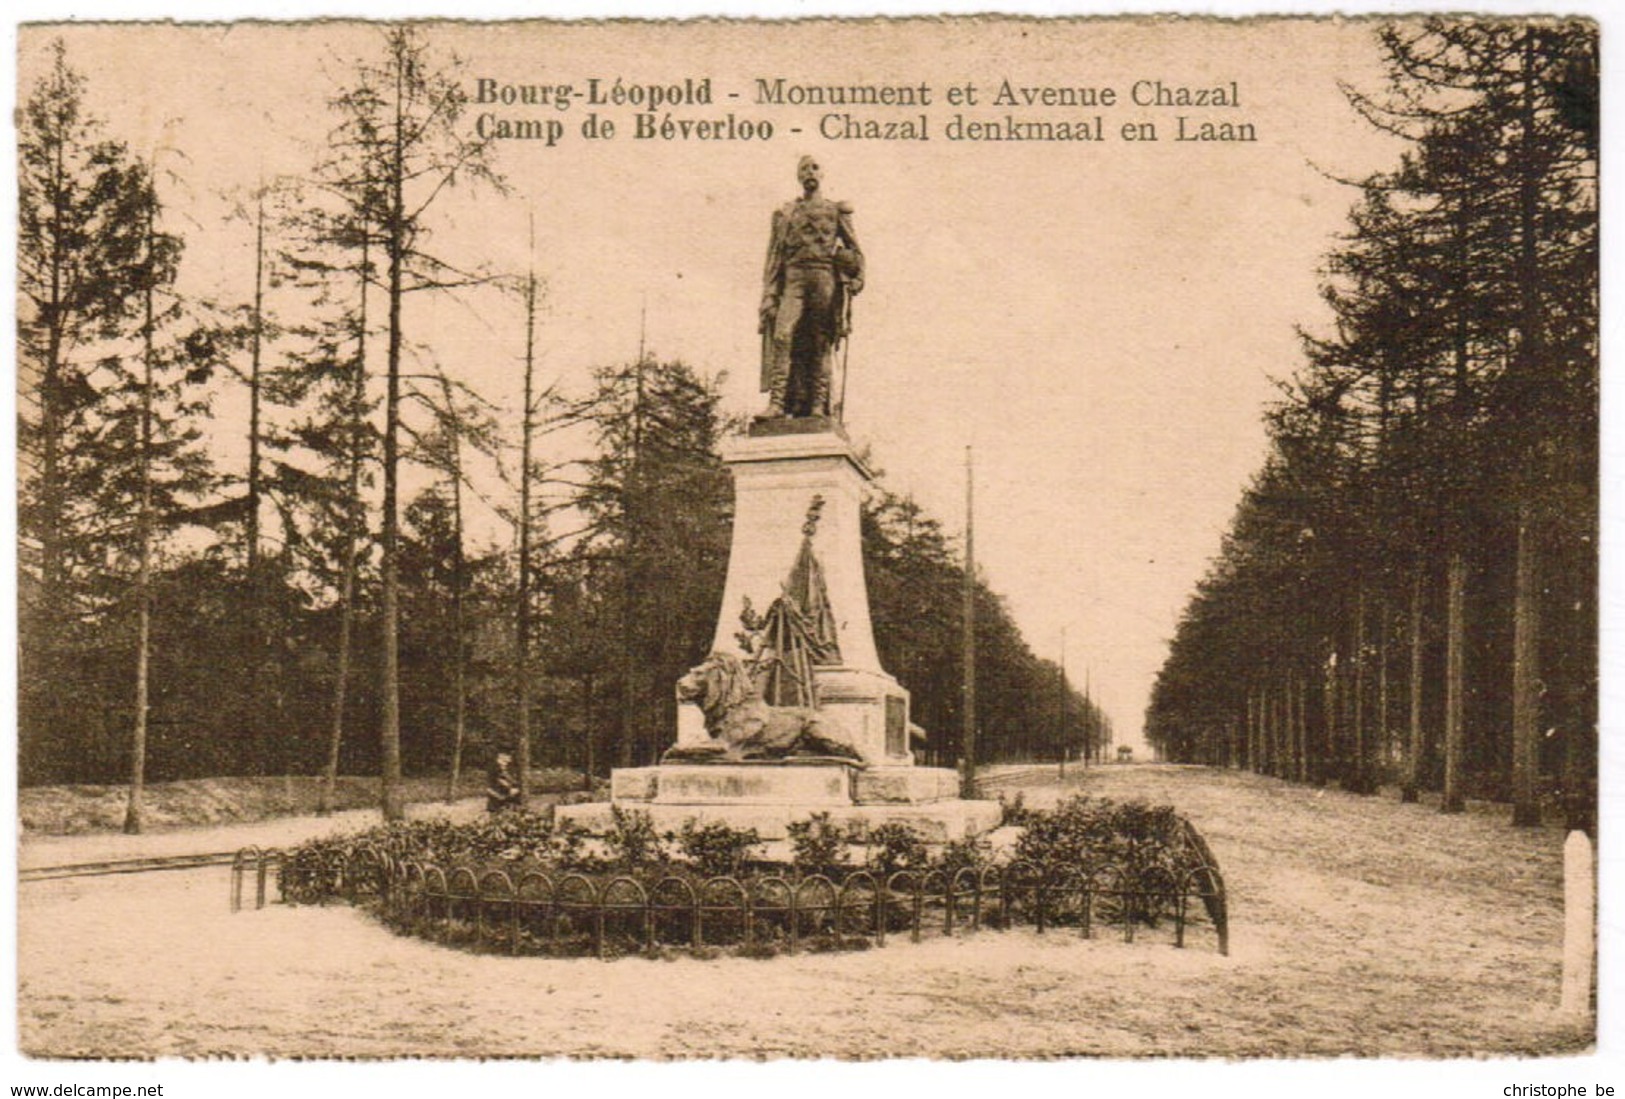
[1261,687,1272,775]
[377,59,407,823]
[1295,672,1309,783]
[582,673,596,792]
[1352,589,1369,794]
[1280,682,1293,777]
[320,554,356,817]
[124,206,157,836]
[1282,678,1295,781]
[444,430,468,804]
[1275,681,1285,778]
[1283,678,1293,780]
[246,186,269,774]
[1563,703,1593,835]
[1511,498,1543,826]
[1442,551,1468,814]
[1403,563,1426,803]
[1245,690,1257,773]
[1378,596,1391,786]
[515,264,539,802]
[127,573,151,834]
[960,445,977,798]
[1507,29,1546,829]
[319,232,367,819]
[426,364,473,805]
[1262,686,1275,777]
[1321,646,1338,787]
[41,135,67,615]
[1255,688,1266,774]
[1253,688,1265,775]
[1270,685,1284,778]
[1252,689,1262,774]
[617,357,648,772]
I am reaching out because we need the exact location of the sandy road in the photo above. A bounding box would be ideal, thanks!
[16,764,1592,1059]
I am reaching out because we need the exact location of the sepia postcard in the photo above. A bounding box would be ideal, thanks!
[9,8,1611,1095]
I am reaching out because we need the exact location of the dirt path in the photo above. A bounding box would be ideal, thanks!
[16,765,1594,1059]
[18,797,488,872]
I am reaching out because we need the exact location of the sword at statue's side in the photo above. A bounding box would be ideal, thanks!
[836,294,853,421]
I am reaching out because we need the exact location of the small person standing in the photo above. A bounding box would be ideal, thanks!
[486,750,521,813]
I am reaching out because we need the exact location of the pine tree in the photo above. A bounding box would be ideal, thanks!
[19,43,159,782]
[318,25,504,818]
[565,358,733,768]
[19,43,217,798]
[1148,20,1596,833]
[409,364,501,797]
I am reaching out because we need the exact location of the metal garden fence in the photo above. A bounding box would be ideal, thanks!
[235,844,1229,957]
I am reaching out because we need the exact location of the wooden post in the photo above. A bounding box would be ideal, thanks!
[1561,830,1595,1015]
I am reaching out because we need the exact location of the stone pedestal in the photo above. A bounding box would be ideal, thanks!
[559,761,1001,842]
[707,426,909,764]
[559,422,1000,845]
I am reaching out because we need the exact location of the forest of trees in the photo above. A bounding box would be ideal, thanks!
[17,28,1108,829]
[1144,21,1598,831]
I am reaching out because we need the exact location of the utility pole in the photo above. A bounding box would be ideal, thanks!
[1058,626,1068,781]
[960,445,977,799]
[1083,666,1093,766]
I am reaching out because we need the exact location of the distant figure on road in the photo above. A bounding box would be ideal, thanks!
[486,750,522,813]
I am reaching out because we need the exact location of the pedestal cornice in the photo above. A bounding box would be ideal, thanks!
[719,428,874,480]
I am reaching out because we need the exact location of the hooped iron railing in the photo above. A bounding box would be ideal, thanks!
[240,846,1229,958]
[229,846,282,912]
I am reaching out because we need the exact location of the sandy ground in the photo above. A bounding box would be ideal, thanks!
[16,765,1594,1059]
[18,797,491,871]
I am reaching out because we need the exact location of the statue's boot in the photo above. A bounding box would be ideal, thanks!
[810,369,832,418]
[761,361,789,417]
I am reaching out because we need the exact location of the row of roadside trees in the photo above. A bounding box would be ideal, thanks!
[18,27,1109,830]
[1144,20,1597,831]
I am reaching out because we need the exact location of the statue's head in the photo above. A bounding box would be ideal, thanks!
[797,155,822,194]
[676,651,758,723]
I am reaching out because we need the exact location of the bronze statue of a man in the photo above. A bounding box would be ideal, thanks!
[759,156,864,419]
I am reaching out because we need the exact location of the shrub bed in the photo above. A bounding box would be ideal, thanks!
[275,795,1227,958]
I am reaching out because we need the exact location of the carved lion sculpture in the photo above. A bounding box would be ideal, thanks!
[664,651,867,764]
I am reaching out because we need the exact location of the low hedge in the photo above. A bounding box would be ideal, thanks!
[278,795,1223,956]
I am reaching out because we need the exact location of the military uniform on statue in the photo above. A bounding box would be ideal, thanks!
[758,155,864,422]
[558,158,998,845]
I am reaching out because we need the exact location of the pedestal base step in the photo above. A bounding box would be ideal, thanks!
[555,798,1003,844]
[610,763,964,806]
